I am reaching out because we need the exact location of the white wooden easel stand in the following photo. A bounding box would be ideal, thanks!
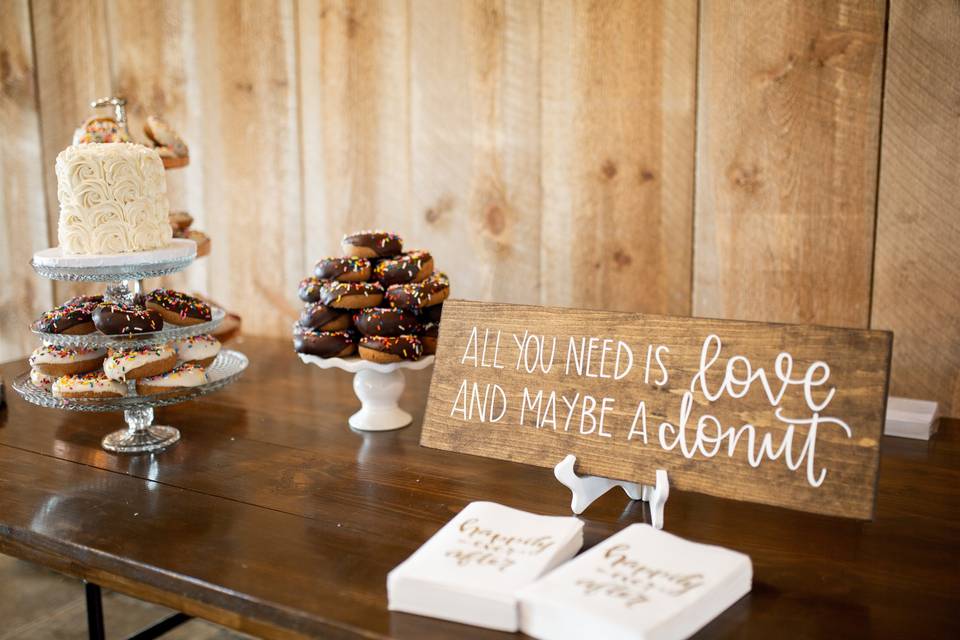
[554,455,670,529]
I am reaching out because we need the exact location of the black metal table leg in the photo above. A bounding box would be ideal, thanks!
[127,612,192,640]
[84,581,106,640]
[83,581,192,639]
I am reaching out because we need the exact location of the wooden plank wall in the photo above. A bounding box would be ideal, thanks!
[410,0,542,305]
[694,0,885,327]
[1,0,958,415]
[871,0,960,415]
[30,0,112,304]
[542,0,697,315]
[0,0,52,361]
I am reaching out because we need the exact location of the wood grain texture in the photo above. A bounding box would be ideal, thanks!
[871,0,960,417]
[298,0,411,265]
[409,0,541,303]
[540,0,697,314]
[422,301,891,519]
[30,0,112,304]
[4,0,958,423]
[189,0,303,336]
[1,337,958,638]
[0,0,53,360]
[104,0,207,296]
[694,0,886,327]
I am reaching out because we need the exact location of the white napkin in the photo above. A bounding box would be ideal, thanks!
[518,524,752,640]
[387,501,584,631]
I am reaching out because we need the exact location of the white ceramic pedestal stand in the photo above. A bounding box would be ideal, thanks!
[554,455,670,529]
[297,354,435,431]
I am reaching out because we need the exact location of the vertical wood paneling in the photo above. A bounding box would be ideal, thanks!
[298,0,410,265]
[694,0,886,327]
[188,0,303,336]
[3,0,959,419]
[409,0,541,303]
[31,0,112,303]
[541,0,697,314]
[872,0,960,416]
[104,0,206,296]
[0,0,53,360]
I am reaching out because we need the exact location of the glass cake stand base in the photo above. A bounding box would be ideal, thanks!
[102,407,180,453]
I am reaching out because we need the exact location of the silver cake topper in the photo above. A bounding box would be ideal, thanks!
[90,96,128,128]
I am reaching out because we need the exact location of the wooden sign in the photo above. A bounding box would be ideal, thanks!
[421,301,892,519]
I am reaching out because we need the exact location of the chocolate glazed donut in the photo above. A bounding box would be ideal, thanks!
[385,272,450,310]
[417,303,443,323]
[92,303,164,335]
[353,307,420,337]
[293,328,357,358]
[298,276,326,303]
[314,256,371,282]
[341,230,403,258]
[299,303,351,331]
[421,322,439,355]
[319,281,384,309]
[65,294,103,306]
[32,300,98,334]
[372,250,434,286]
[358,335,423,363]
[145,289,212,326]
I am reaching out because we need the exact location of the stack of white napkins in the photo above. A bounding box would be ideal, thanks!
[518,524,752,640]
[387,501,584,631]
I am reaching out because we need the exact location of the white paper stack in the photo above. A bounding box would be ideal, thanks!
[884,397,939,440]
[518,524,752,640]
[387,501,584,631]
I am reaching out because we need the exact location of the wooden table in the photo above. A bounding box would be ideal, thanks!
[1,336,958,639]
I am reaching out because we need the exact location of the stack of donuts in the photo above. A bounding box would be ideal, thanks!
[27,289,223,399]
[293,230,450,362]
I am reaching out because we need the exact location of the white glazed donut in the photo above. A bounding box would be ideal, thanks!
[30,368,57,391]
[144,115,189,158]
[136,363,208,396]
[172,334,221,367]
[53,372,127,398]
[103,344,177,381]
[29,345,106,376]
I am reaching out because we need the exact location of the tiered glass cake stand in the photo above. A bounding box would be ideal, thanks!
[12,239,248,454]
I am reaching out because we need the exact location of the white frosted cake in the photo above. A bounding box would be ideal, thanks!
[55,143,172,255]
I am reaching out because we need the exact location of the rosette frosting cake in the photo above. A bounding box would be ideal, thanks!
[55,142,172,254]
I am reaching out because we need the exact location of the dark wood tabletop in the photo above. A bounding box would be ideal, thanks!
[0,336,957,639]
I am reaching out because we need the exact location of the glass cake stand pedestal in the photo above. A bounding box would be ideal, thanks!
[13,241,249,454]
[109,407,180,453]
[297,354,435,431]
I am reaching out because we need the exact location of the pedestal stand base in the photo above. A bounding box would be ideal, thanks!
[102,406,180,454]
[348,408,413,432]
[296,353,435,432]
[349,368,412,431]
[102,425,180,453]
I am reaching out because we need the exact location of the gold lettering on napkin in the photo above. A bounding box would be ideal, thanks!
[443,517,557,572]
[574,543,704,607]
